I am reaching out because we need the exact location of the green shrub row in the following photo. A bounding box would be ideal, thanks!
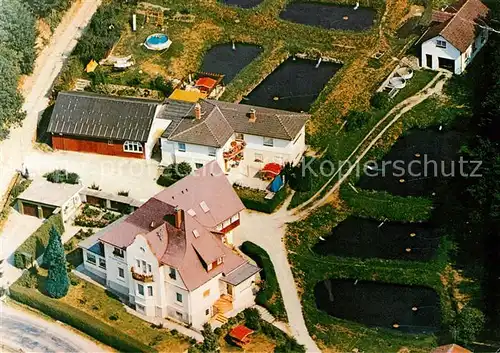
[341,187,433,222]
[240,241,287,321]
[14,214,65,269]
[9,285,155,353]
[235,186,289,214]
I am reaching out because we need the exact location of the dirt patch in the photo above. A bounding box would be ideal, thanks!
[36,19,52,51]
[315,279,441,333]
[168,21,222,78]
[140,61,169,78]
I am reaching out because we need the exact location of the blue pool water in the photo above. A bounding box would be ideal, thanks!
[146,34,168,46]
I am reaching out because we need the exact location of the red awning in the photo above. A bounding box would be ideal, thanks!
[229,325,254,342]
[261,163,282,176]
[195,77,217,89]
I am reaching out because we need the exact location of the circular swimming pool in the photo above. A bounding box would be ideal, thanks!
[144,33,172,51]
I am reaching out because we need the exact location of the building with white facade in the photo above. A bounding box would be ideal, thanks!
[79,162,260,328]
[158,99,309,180]
[420,0,489,74]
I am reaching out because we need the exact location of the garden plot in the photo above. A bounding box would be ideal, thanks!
[219,0,264,8]
[279,2,375,31]
[315,279,441,333]
[313,216,439,261]
[200,43,263,84]
[357,129,465,197]
[243,57,342,112]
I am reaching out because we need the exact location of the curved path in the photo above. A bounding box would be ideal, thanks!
[0,303,108,352]
[237,71,451,352]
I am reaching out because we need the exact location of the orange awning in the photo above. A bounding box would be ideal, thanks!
[195,77,217,89]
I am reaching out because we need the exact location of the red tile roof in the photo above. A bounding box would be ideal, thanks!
[431,344,472,353]
[425,0,489,53]
[229,325,254,341]
[195,77,217,89]
[98,161,249,290]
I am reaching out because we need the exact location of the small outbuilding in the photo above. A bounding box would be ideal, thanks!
[431,344,472,353]
[228,325,254,347]
[16,179,84,222]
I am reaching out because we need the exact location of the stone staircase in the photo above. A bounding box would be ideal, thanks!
[213,294,233,314]
[253,305,276,323]
[213,313,229,325]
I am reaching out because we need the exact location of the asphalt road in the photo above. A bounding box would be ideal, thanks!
[0,303,108,353]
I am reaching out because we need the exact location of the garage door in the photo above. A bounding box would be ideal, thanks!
[438,57,455,72]
[42,206,56,219]
[22,203,38,217]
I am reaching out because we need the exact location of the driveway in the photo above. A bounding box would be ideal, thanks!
[25,150,164,201]
[0,303,109,352]
[234,201,321,353]
[0,0,101,201]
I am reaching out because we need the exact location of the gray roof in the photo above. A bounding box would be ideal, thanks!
[47,91,160,142]
[17,178,84,207]
[81,188,143,208]
[161,99,309,146]
[221,262,260,286]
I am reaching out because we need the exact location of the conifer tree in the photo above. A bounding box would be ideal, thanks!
[45,256,70,298]
[42,226,63,269]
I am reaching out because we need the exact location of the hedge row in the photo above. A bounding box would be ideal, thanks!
[14,214,64,269]
[235,186,289,214]
[240,241,287,320]
[9,285,155,353]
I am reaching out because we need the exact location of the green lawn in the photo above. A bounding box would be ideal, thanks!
[285,205,454,353]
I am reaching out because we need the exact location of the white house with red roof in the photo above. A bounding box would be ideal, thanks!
[420,0,489,74]
[79,161,259,328]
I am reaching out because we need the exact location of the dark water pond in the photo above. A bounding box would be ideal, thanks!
[200,43,263,84]
[313,217,439,261]
[357,129,465,197]
[315,279,441,333]
[243,57,342,112]
[219,0,263,8]
[280,2,375,31]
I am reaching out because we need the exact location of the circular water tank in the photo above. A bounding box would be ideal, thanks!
[389,77,406,89]
[396,67,414,80]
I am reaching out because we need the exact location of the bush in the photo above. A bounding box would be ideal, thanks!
[243,308,261,330]
[152,76,174,96]
[9,285,155,353]
[44,169,80,184]
[240,242,287,320]
[260,321,305,353]
[14,215,65,269]
[451,306,485,345]
[235,185,289,214]
[157,162,192,187]
[370,92,390,109]
[345,111,372,131]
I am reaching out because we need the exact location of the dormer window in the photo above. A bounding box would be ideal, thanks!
[217,257,223,265]
[207,262,213,271]
[436,40,446,48]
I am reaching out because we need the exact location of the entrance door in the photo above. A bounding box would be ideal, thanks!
[227,284,233,296]
[426,54,432,68]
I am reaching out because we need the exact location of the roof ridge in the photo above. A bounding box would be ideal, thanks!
[202,107,223,146]
[60,91,161,105]
[276,115,294,139]
[441,0,472,35]
[167,104,200,139]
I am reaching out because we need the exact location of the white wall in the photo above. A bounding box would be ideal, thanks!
[160,139,224,170]
[83,249,107,279]
[145,118,171,160]
[60,191,82,222]
[126,235,163,317]
[103,243,129,296]
[188,275,223,328]
[231,276,257,312]
[421,36,462,74]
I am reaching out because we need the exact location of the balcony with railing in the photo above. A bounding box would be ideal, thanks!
[223,140,246,163]
[131,267,154,283]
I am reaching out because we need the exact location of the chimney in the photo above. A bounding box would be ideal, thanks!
[175,207,184,229]
[248,108,256,123]
[194,103,202,120]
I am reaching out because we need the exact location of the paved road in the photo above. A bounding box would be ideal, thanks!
[0,0,101,200]
[0,303,108,352]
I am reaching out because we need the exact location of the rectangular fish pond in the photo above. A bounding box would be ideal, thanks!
[357,129,465,197]
[280,2,376,31]
[243,57,342,112]
[219,0,264,8]
[200,43,262,84]
[313,216,439,261]
[315,279,441,333]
